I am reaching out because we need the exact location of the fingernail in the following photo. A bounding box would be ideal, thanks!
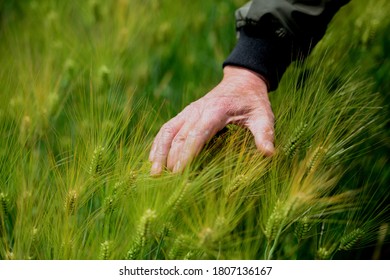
[151,162,162,176]
[173,160,181,173]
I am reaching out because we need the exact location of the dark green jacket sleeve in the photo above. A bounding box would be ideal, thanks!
[223,0,350,91]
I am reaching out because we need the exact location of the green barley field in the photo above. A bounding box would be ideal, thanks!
[0,0,389,260]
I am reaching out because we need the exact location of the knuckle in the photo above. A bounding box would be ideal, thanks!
[160,122,176,137]
[155,149,167,158]
[262,125,275,139]
[187,129,202,139]
[172,133,186,144]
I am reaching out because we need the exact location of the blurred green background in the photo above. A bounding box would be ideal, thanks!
[0,0,389,259]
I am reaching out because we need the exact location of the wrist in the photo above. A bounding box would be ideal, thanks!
[222,65,269,94]
[223,27,292,91]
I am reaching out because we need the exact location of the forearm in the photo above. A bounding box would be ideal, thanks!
[224,0,351,91]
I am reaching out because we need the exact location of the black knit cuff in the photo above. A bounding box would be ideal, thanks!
[223,27,293,91]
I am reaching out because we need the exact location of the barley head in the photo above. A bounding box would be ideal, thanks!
[29,227,39,259]
[100,240,112,260]
[283,122,308,158]
[116,172,137,196]
[294,216,311,241]
[198,227,213,247]
[306,146,327,174]
[166,181,190,212]
[264,200,292,241]
[316,247,331,260]
[138,209,157,248]
[19,115,32,146]
[98,65,110,86]
[64,190,78,216]
[88,145,105,177]
[103,195,117,215]
[64,58,75,76]
[183,251,194,260]
[6,250,14,260]
[339,228,364,251]
[224,174,249,199]
[0,192,9,218]
[316,243,338,260]
[31,227,38,243]
[168,234,191,260]
[126,209,157,259]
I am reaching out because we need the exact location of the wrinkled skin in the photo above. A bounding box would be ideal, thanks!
[149,66,275,175]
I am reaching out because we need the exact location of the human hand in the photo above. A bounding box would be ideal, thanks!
[149,65,275,175]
